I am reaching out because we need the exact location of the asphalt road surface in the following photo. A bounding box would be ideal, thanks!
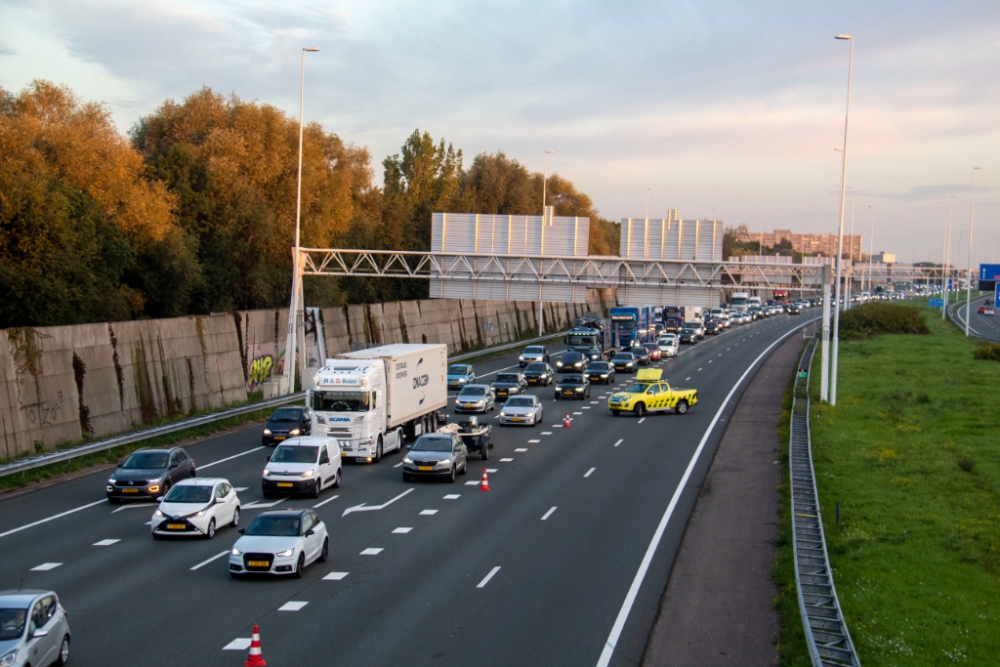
[954,296,1000,341]
[0,311,817,667]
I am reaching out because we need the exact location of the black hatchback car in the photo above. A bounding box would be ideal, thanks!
[555,352,589,374]
[263,406,312,446]
[704,319,721,335]
[611,352,638,372]
[679,328,699,344]
[629,345,651,366]
[584,361,616,384]
[555,374,591,400]
[106,447,196,503]
[523,362,555,386]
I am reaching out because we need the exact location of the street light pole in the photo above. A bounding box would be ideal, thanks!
[283,46,319,396]
[942,194,956,320]
[846,185,856,309]
[864,205,874,297]
[965,166,982,335]
[829,33,854,407]
[539,149,554,336]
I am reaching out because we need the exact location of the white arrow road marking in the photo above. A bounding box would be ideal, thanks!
[342,488,414,517]
[242,497,289,510]
[112,502,157,514]
[312,495,339,509]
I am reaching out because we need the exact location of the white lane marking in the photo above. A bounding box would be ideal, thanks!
[582,406,591,410]
[112,502,157,514]
[393,462,403,468]
[552,424,563,428]
[590,401,600,404]
[698,367,703,371]
[443,494,461,500]
[279,601,308,612]
[596,316,819,667]
[727,348,731,351]
[541,506,557,521]
[637,417,646,424]
[420,510,438,516]
[528,439,541,443]
[541,431,553,435]
[486,469,499,474]
[686,376,692,381]
[312,494,340,509]
[234,487,249,492]
[93,539,120,546]
[223,638,252,651]
[324,571,349,580]
[515,448,528,452]
[573,411,583,415]
[242,497,289,509]
[477,566,501,588]
[500,458,514,462]
[190,550,229,571]
[614,439,623,447]
[360,548,383,556]
[393,527,413,534]
[465,480,481,485]
[200,446,266,470]
[31,562,62,571]
[342,487,414,517]
[585,467,596,478]
[709,359,713,363]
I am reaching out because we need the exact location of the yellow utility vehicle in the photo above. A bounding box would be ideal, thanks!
[607,368,698,417]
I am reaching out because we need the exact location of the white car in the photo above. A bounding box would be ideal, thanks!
[498,395,544,426]
[151,478,240,539]
[656,336,679,357]
[262,437,341,498]
[230,509,328,578]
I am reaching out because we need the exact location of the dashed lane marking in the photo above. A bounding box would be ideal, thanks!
[93,539,120,546]
[500,458,514,462]
[515,448,528,452]
[585,468,595,478]
[637,417,646,424]
[223,638,252,651]
[686,377,691,381]
[582,406,591,410]
[477,566,501,588]
[541,431,553,435]
[443,494,461,500]
[392,527,413,534]
[541,506,557,521]
[31,562,62,571]
[393,462,403,468]
[698,367,703,371]
[234,487,249,492]
[528,439,540,443]
[614,439,623,447]
[360,548,383,556]
[190,551,228,571]
[279,601,308,611]
[419,510,438,516]
[465,481,480,485]
[590,400,600,404]
[324,571,349,580]
[312,495,340,509]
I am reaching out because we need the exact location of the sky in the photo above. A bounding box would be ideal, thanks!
[2,0,998,265]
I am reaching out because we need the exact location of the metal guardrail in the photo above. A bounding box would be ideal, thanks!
[449,328,572,361]
[791,337,860,666]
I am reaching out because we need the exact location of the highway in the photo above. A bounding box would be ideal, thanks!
[953,295,1000,341]
[0,312,816,667]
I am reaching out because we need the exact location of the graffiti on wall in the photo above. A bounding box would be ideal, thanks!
[20,399,62,429]
[247,350,284,390]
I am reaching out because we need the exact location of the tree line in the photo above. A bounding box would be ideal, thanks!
[0,81,620,328]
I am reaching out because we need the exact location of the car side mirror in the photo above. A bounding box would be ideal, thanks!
[266,455,271,461]
[238,528,246,534]
[116,462,123,467]
[305,529,315,537]
[406,444,412,449]
[156,496,164,502]
[31,628,50,639]
[170,463,179,469]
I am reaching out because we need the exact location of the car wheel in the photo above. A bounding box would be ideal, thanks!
[57,634,70,665]
[231,507,240,528]
[262,490,274,499]
[319,538,329,563]
[107,497,121,505]
[634,403,646,417]
[206,518,216,539]
[460,460,468,475]
[554,394,560,400]
[311,478,322,498]
[612,410,620,417]
[676,400,689,415]
[449,465,456,483]
[402,472,412,482]
[374,436,384,463]
[482,444,489,461]
[293,553,305,579]
[333,468,342,489]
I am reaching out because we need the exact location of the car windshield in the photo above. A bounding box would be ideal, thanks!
[270,445,319,464]
[459,386,487,396]
[613,354,634,360]
[562,354,583,362]
[163,485,213,503]
[0,608,27,640]
[412,436,453,452]
[682,329,695,334]
[560,376,584,385]
[525,363,547,372]
[246,515,301,536]
[524,347,543,354]
[505,397,534,407]
[122,452,168,469]
[590,362,610,370]
[624,383,649,393]
[495,374,519,383]
[269,408,302,422]
[312,390,369,412]
[448,365,469,375]
[644,344,657,350]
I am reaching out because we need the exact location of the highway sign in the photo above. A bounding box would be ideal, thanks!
[928,298,943,308]
[979,263,1000,282]
[995,284,999,309]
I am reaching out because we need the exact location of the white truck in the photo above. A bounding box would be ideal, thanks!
[309,344,448,462]
[730,292,751,316]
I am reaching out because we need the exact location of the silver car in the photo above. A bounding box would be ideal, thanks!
[402,433,469,482]
[455,385,495,413]
[498,395,544,427]
[0,589,70,667]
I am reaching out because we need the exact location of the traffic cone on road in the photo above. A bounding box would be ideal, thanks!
[564,412,572,428]
[244,623,267,666]
[479,469,491,492]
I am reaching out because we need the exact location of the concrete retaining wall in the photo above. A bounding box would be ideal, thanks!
[1,289,614,458]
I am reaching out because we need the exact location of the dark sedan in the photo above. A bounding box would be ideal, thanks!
[523,362,555,386]
[584,361,616,384]
[704,320,721,335]
[554,374,591,400]
[629,346,651,366]
[263,406,311,446]
[106,447,196,503]
[555,352,590,374]
[679,328,699,344]
[491,372,528,400]
[611,352,638,372]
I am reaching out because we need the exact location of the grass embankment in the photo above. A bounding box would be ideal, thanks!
[802,301,1000,664]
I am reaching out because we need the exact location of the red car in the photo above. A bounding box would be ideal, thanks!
[978,306,995,316]
[643,343,662,361]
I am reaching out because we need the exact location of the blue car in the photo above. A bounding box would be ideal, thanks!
[447,364,476,390]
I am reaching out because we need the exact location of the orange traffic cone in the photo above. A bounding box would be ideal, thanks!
[244,623,266,666]
[564,412,572,428]
[479,469,491,492]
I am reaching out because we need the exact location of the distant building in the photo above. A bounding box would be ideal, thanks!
[736,228,863,259]
[873,252,896,264]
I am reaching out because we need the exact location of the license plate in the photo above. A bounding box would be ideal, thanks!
[511,417,522,422]
[497,391,507,396]
[277,482,294,488]
[122,488,139,493]
[274,436,286,441]
[563,391,574,396]
[418,466,434,471]
[247,561,269,567]
[166,523,186,530]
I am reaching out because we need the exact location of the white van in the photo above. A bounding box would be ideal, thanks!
[262,436,342,498]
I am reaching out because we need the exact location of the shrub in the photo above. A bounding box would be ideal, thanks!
[972,342,1000,362]
[837,303,929,340]
[957,456,975,473]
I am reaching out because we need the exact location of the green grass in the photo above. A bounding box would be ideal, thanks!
[805,300,1000,664]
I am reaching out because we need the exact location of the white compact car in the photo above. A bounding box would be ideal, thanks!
[151,478,240,539]
[229,509,328,578]
[262,437,342,498]
[656,336,679,357]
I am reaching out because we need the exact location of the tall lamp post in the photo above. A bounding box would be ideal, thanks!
[846,185,856,309]
[539,149,554,336]
[942,194,956,320]
[863,205,874,297]
[829,33,853,407]
[283,46,320,395]
[965,167,982,335]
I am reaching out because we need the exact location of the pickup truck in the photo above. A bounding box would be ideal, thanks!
[607,368,698,417]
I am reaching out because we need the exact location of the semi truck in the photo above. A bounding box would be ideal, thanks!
[730,292,751,316]
[662,306,686,334]
[564,324,612,360]
[309,343,448,463]
[610,306,647,348]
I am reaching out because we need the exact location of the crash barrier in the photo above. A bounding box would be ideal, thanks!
[791,337,861,666]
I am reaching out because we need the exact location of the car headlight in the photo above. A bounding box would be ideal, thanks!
[574,362,581,367]
[154,510,164,518]
[148,484,161,493]
[289,428,301,436]
[499,412,507,418]
[436,459,451,467]
[275,549,295,558]
[231,548,242,556]
[194,509,207,517]
[519,356,525,361]
[301,469,315,478]
[263,469,271,477]
[556,361,563,367]
[107,485,113,492]
[458,378,467,384]
[0,649,18,667]
[474,400,484,406]
[107,478,115,485]
[263,428,272,435]
[403,457,413,464]
[575,387,584,392]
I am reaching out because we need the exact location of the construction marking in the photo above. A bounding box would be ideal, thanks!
[584,467,596,478]
[419,510,438,516]
[279,601,308,612]
[637,417,646,424]
[477,566,501,588]
[223,638,252,651]
[312,494,340,509]
[500,457,514,462]
[93,539,120,546]
[614,439,623,447]
[392,527,413,534]
[541,506,557,521]
[190,550,229,571]
[360,548,383,556]
[323,571,349,580]
[443,494,461,500]
[31,562,62,572]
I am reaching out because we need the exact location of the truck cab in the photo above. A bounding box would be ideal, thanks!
[310,362,392,462]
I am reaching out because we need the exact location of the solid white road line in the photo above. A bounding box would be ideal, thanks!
[477,566,501,588]
[223,638,252,651]
[323,571,349,580]
[614,439,623,447]
[93,539,120,546]
[31,562,62,571]
[360,548,383,556]
[596,317,818,667]
[312,495,340,509]
[190,550,228,571]
[541,506,557,521]
[200,446,266,470]
[279,601,308,611]
[443,494,461,500]
[637,417,646,424]
[392,527,413,534]
[585,467,595,478]
[111,502,156,514]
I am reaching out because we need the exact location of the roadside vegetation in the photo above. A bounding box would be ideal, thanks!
[837,301,930,339]
[802,301,1000,664]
